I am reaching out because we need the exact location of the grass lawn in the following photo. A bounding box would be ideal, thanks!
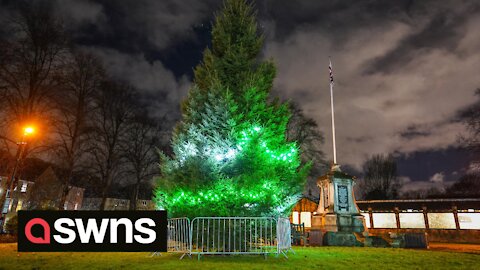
[0,243,479,270]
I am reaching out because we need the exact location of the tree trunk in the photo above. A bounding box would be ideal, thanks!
[100,173,112,210]
[58,185,70,210]
[57,168,73,210]
[130,184,139,211]
[100,188,108,210]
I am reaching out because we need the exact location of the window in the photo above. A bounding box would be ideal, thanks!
[2,198,10,213]
[300,212,312,227]
[428,213,456,229]
[371,213,397,228]
[399,213,425,228]
[21,183,28,193]
[17,200,23,211]
[292,211,299,224]
[458,213,480,229]
[142,201,147,206]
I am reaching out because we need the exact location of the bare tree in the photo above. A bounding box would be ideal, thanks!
[287,102,327,198]
[400,187,444,199]
[52,51,104,209]
[459,88,480,165]
[121,114,161,210]
[87,81,136,210]
[0,1,67,214]
[445,173,480,198]
[361,154,400,200]
[0,1,67,145]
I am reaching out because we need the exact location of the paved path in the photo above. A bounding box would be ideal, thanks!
[429,242,480,254]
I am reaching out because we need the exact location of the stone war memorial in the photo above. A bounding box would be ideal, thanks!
[311,164,366,246]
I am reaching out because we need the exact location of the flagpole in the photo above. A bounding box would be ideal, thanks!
[329,59,337,165]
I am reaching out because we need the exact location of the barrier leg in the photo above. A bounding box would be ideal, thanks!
[179,252,191,260]
[149,251,161,257]
[280,250,289,259]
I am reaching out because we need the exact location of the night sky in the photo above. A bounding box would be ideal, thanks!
[1,0,479,193]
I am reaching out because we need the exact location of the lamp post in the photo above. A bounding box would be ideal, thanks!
[0,126,35,231]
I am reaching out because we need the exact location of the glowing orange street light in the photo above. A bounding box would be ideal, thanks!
[23,126,34,136]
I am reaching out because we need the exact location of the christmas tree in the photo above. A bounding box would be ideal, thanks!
[154,0,310,218]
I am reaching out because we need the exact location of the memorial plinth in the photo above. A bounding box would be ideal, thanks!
[311,165,366,246]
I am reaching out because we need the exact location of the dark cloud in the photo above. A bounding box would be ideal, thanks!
[54,0,105,27]
[83,47,191,122]
[346,136,373,144]
[365,3,480,74]
[67,0,221,53]
[258,0,415,42]
[400,125,431,139]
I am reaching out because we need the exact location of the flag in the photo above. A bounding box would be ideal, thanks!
[329,59,334,84]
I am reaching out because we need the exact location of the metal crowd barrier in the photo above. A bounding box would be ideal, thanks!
[189,217,291,259]
[167,217,191,259]
[161,216,292,260]
[276,217,293,258]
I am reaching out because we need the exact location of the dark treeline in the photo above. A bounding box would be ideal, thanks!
[358,153,480,200]
[0,1,163,210]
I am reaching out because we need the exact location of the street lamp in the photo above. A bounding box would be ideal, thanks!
[0,126,35,231]
[24,127,34,136]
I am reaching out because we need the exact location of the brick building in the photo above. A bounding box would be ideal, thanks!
[1,167,84,213]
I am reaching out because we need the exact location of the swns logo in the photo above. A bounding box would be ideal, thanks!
[18,211,167,252]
